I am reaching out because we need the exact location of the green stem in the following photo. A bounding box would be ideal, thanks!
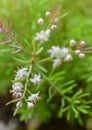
[6,97,22,105]
[23,65,32,98]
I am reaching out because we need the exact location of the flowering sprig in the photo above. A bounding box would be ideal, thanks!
[7,66,42,116]
[5,9,92,122]
[35,9,64,43]
[48,39,92,67]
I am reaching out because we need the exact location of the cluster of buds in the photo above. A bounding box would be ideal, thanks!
[48,39,90,67]
[69,40,87,59]
[9,67,42,112]
[35,11,58,42]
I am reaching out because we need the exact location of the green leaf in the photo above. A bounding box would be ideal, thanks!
[13,57,29,63]
[36,64,48,73]
[36,47,44,55]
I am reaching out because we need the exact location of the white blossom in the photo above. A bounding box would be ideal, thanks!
[60,47,69,58]
[35,29,50,42]
[12,82,23,89]
[15,68,28,80]
[11,82,23,98]
[30,74,41,85]
[13,86,22,92]
[28,91,40,102]
[10,89,22,98]
[48,46,69,59]
[53,58,62,67]
[48,46,61,58]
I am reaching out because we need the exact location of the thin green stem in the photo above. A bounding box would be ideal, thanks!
[23,65,32,98]
[6,97,22,105]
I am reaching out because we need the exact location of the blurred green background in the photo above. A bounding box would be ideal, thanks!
[0,0,92,130]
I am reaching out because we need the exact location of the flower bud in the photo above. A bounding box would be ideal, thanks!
[27,102,34,109]
[65,54,73,61]
[51,25,57,30]
[37,18,44,26]
[46,11,51,18]
[79,41,86,47]
[69,39,76,47]
[78,53,85,59]
[75,50,81,55]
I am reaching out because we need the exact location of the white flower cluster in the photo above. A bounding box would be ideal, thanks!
[48,46,72,67]
[48,39,87,67]
[10,67,42,111]
[10,82,23,98]
[30,74,41,85]
[35,29,50,42]
[35,11,58,42]
[10,67,29,98]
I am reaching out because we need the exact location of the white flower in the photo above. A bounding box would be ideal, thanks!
[13,86,22,92]
[53,58,62,67]
[48,46,70,67]
[10,82,23,98]
[10,90,22,98]
[48,46,61,58]
[30,74,41,85]
[35,29,50,42]
[28,91,40,102]
[12,82,23,89]
[15,68,28,80]
[60,47,69,58]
